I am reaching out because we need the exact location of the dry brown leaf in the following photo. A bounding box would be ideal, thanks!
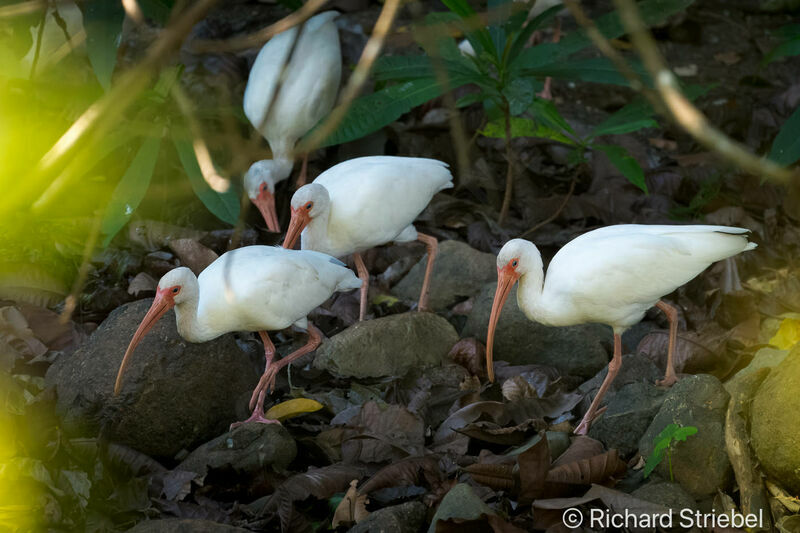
[714,51,741,65]
[0,306,47,370]
[545,449,627,486]
[127,272,157,296]
[502,376,538,402]
[518,432,551,504]
[448,338,487,377]
[358,456,444,495]
[168,239,219,276]
[552,436,605,467]
[637,323,730,375]
[463,463,516,492]
[127,220,206,252]
[13,302,83,353]
[331,479,369,528]
[648,137,678,151]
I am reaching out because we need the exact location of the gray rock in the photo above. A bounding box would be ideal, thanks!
[177,423,296,476]
[751,346,800,493]
[127,519,249,533]
[590,381,667,456]
[348,501,427,533]
[462,282,610,378]
[632,482,697,512]
[725,346,788,394]
[638,375,732,498]
[579,353,663,395]
[45,299,259,458]
[393,240,496,310]
[314,312,459,378]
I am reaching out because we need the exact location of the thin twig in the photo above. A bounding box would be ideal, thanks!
[296,0,402,156]
[192,0,327,53]
[24,0,223,215]
[59,213,102,324]
[28,1,48,79]
[0,0,45,18]
[498,103,514,225]
[610,0,798,183]
[517,174,577,239]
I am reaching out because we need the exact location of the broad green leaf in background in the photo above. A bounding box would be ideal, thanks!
[100,136,161,246]
[504,78,534,115]
[530,97,577,138]
[174,139,240,225]
[442,0,497,60]
[84,0,125,91]
[511,0,695,72]
[768,106,800,166]
[526,57,649,86]
[506,4,564,64]
[480,116,575,145]
[595,144,648,192]
[589,84,710,138]
[318,77,447,147]
[763,34,800,64]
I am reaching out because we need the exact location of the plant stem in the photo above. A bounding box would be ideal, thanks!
[498,103,513,225]
[668,450,673,482]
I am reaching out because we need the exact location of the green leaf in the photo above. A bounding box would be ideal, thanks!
[642,447,665,478]
[763,34,800,64]
[672,426,698,442]
[318,78,447,147]
[768,105,800,166]
[504,78,534,115]
[590,84,710,138]
[655,423,680,442]
[524,57,649,86]
[511,0,694,73]
[174,139,240,225]
[595,144,648,192]
[100,136,161,247]
[480,116,575,145]
[455,91,487,108]
[84,0,125,91]
[442,0,497,60]
[507,3,564,64]
[530,97,578,137]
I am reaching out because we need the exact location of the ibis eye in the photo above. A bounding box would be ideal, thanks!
[305,202,313,210]
[261,183,268,192]
[172,287,180,294]
[511,260,518,267]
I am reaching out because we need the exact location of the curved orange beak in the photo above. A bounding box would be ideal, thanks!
[282,207,311,249]
[113,288,175,395]
[252,188,280,233]
[486,264,520,382]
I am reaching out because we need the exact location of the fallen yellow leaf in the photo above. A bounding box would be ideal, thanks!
[769,318,800,350]
[264,398,323,421]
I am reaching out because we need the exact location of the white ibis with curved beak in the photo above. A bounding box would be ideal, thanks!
[113,246,360,426]
[243,11,342,232]
[282,156,454,321]
[486,225,756,435]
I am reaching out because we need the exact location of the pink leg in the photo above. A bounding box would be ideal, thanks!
[416,233,438,312]
[296,154,309,187]
[575,333,622,435]
[230,331,281,429]
[353,252,370,322]
[536,19,561,101]
[655,300,679,387]
[248,322,323,410]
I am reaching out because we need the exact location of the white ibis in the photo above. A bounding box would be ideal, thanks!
[243,11,342,232]
[486,225,756,435]
[281,156,454,321]
[113,246,360,426]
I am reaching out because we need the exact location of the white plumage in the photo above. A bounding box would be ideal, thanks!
[487,224,756,434]
[283,156,454,320]
[243,11,342,230]
[114,246,359,424]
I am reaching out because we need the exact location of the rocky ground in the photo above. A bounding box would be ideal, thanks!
[5,0,800,531]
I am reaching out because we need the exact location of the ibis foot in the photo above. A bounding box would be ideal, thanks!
[232,390,281,430]
[574,406,607,436]
[657,374,679,387]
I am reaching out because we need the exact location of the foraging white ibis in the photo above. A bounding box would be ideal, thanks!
[282,156,454,321]
[486,225,756,435]
[243,11,342,232]
[113,246,360,426]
